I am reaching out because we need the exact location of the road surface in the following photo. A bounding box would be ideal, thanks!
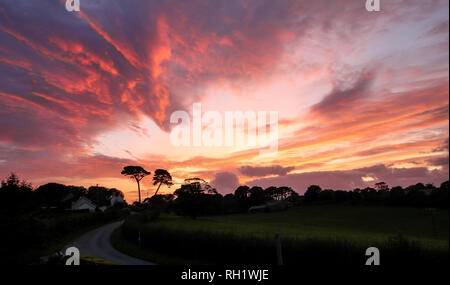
[65,220,154,265]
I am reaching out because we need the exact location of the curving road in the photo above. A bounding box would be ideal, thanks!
[64,220,154,265]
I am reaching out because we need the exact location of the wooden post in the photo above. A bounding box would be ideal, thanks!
[275,232,283,265]
[138,230,141,248]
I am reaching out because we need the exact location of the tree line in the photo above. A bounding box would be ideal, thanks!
[0,173,125,215]
[1,166,448,218]
[302,181,449,208]
[140,179,448,218]
[0,173,124,264]
[125,166,448,217]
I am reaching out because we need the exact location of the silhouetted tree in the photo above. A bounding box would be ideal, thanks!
[277,186,295,200]
[87,186,124,207]
[304,185,322,202]
[222,193,238,213]
[404,183,426,207]
[296,181,447,208]
[173,178,219,218]
[349,188,362,204]
[108,187,125,198]
[319,189,335,201]
[224,193,234,199]
[334,190,349,203]
[285,190,301,204]
[121,166,150,203]
[249,186,265,205]
[360,187,377,204]
[389,186,405,206]
[34,183,86,209]
[179,178,206,194]
[0,173,33,214]
[152,169,173,197]
[234,185,250,199]
[430,181,449,208]
[87,186,109,207]
[234,185,250,210]
[143,193,175,210]
[264,186,278,200]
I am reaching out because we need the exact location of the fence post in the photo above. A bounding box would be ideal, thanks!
[275,232,283,265]
[138,230,141,248]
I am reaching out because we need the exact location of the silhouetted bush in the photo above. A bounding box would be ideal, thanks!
[299,181,449,209]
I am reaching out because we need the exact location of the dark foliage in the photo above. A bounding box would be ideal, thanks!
[0,173,127,264]
[141,177,448,218]
[0,173,34,214]
[172,179,223,218]
[87,186,124,207]
[302,181,449,208]
[152,169,173,197]
[0,210,123,264]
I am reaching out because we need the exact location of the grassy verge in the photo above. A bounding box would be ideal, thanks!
[0,210,125,264]
[110,226,206,265]
[80,255,117,265]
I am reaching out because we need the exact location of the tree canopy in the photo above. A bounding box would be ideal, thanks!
[121,165,150,203]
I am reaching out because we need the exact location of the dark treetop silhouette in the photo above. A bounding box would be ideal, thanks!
[121,166,150,203]
[152,169,173,197]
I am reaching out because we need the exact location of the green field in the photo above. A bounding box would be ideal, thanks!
[112,205,449,265]
[145,206,448,248]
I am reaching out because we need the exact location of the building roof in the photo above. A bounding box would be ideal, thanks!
[71,196,96,209]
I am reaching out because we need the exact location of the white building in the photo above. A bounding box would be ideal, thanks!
[71,197,96,212]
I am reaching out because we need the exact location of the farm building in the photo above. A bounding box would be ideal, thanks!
[71,197,96,213]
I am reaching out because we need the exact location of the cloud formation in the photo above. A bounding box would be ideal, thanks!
[210,172,240,194]
[238,165,295,177]
[0,0,448,201]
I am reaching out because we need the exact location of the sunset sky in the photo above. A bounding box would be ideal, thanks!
[0,0,448,202]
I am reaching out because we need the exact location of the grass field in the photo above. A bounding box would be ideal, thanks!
[113,205,449,265]
[144,205,448,247]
